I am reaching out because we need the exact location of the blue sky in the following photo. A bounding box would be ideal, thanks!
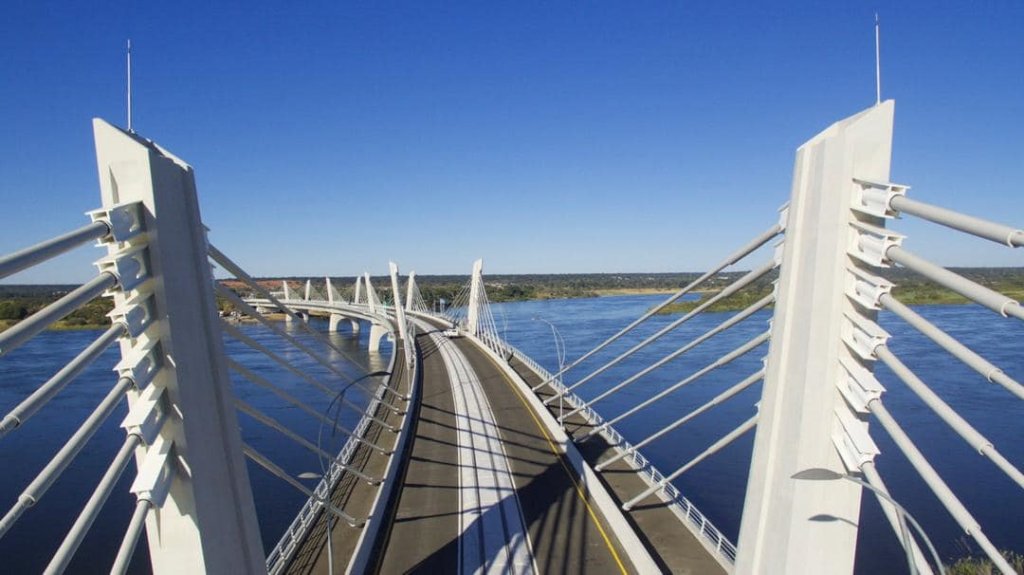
[2,2,1021,283]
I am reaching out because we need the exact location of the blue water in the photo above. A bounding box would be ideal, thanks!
[0,320,387,574]
[491,295,1024,573]
[1,297,1020,573]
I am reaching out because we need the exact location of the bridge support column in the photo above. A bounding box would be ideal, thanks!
[329,314,343,332]
[92,120,265,574]
[405,271,416,312]
[368,323,386,353]
[735,102,895,575]
[389,262,409,341]
[350,319,361,334]
[466,259,483,336]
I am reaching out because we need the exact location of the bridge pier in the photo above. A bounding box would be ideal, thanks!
[368,323,387,353]
[328,314,361,334]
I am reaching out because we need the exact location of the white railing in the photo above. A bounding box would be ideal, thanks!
[264,337,398,574]
[503,338,740,564]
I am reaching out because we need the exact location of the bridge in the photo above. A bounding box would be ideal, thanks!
[0,101,1021,574]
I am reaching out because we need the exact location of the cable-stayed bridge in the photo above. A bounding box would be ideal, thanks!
[0,101,1021,574]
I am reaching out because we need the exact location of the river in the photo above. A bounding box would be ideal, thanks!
[0,296,1020,573]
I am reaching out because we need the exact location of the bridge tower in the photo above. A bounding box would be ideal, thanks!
[404,271,416,312]
[363,273,387,352]
[353,275,363,305]
[364,273,380,313]
[736,102,895,574]
[388,262,409,341]
[92,120,265,573]
[466,259,483,336]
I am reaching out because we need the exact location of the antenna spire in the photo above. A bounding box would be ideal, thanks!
[127,39,133,133]
[874,13,882,105]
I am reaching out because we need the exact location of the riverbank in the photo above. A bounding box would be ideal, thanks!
[654,278,1024,315]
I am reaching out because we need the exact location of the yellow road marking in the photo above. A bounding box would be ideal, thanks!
[483,352,630,575]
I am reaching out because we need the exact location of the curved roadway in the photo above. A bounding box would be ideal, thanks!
[376,321,632,574]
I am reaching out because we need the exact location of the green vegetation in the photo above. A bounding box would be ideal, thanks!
[4,267,1021,331]
[655,267,1024,315]
[0,287,114,332]
[947,550,1024,574]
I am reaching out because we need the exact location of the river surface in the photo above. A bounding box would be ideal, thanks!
[0,296,1021,573]
[491,295,1024,574]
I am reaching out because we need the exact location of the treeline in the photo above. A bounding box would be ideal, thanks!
[658,267,1024,314]
[4,267,1021,331]
[0,295,114,330]
[253,272,746,307]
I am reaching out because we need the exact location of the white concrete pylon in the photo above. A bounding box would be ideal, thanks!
[405,271,416,313]
[735,101,896,575]
[354,276,363,305]
[389,262,409,341]
[364,273,379,313]
[303,279,311,301]
[467,259,483,336]
[325,277,335,305]
[92,119,264,573]
[282,280,291,301]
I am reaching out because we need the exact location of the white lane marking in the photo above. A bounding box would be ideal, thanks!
[428,330,537,575]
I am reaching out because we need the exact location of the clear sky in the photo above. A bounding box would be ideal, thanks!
[2,1,1021,283]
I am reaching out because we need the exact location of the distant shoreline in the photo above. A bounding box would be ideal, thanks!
[2,267,1020,330]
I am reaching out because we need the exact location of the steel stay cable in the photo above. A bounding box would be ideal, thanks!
[546,259,776,403]
[44,434,141,574]
[860,462,932,574]
[110,500,150,575]
[534,222,782,392]
[585,330,770,439]
[596,369,764,471]
[242,442,362,526]
[622,414,759,511]
[218,285,404,402]
[879,294,1024,401]
[0,272,118,357]
[221,321,399,421]
[0,377,133,540]
[875,346,1024,489]
[868,400,1015,574]
[235,398,381,484]
[884,246,1023,321]
[228,359,391,455]
[0,220,110,281]
[889,194,1024,248]
[209,242,366,358]
[0,322,127,439]
[209,245,378,372]
[561,293,772,417]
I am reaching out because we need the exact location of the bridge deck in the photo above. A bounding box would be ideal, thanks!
[505,355,728,574]
[376,324,631,573]
[283,321,726,574]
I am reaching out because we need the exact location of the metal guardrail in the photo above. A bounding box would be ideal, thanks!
[264,333,401,574]
[502,338,740,564]
[246,293,420,573]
